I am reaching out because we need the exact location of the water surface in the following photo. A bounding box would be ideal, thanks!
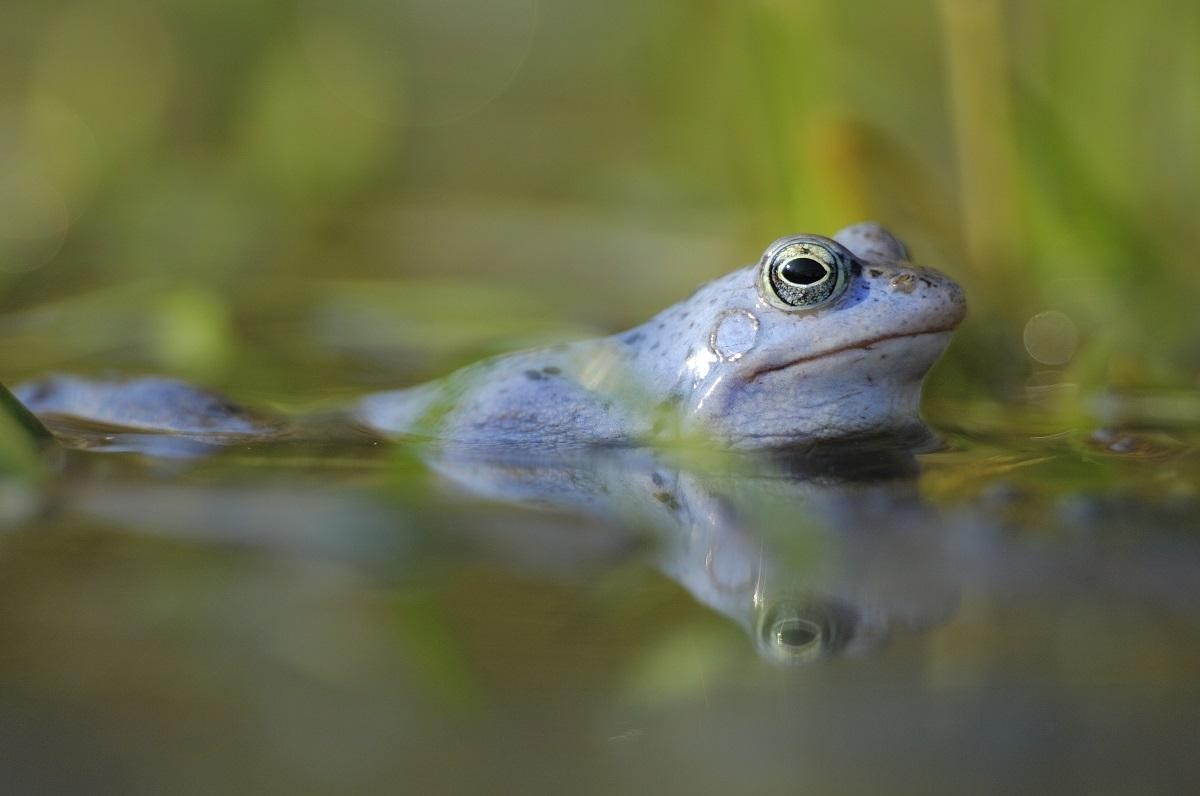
[2,409,1198,794]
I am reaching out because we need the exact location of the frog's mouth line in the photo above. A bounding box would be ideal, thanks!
[745,327,957,382]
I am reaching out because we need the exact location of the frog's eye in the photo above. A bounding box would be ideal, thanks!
[759,235,854,311]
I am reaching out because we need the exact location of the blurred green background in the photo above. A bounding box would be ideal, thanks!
[1,0,1197,410]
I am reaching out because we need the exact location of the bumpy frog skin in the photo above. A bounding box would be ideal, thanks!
[355,222,966,449]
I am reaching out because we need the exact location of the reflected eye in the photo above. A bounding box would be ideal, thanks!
[760,235,853,311]
[757,595,857,665]
[771,616,822,651]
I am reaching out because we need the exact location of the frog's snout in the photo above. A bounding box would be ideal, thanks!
[926,269,968,329]
[875,264,967,330]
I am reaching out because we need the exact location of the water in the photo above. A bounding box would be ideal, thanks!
[1,410,1198,794]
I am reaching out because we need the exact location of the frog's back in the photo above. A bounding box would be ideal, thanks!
[15,374,278,436]
[353,344,649,450]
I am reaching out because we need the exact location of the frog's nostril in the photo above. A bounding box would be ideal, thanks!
[889,272,917,294]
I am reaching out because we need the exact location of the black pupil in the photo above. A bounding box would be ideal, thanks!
[780,257,829,286]
[778,623,818,648]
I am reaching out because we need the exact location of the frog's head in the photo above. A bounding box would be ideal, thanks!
[673,222,966,446]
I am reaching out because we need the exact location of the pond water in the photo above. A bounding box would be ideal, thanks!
[2,406,1198,794]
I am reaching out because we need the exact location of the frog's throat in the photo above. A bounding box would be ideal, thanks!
[744,327,957,382]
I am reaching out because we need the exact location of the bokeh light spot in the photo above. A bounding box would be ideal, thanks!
[0,99,101,223]
[1023,310,1078,366]
[24,98,101,219]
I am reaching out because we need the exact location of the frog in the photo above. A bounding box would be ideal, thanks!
[12,222,965,450]
[354,221,966,449]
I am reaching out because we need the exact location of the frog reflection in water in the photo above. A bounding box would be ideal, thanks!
[14,223,966,448]
[59,442,962,665]
[429,447,961,664]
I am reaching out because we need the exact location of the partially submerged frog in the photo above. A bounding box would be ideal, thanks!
[354,221,965,448]
[14,222,965,450]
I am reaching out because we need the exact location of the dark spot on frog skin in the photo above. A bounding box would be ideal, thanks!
[524,369,546,381]
[622,332,644,345]
[654,490,680,511]
[869,268,882,278]
[212,398,247,418]
[541,366,561,375]
[651,471,665,487]
[649,342,660,351]
[21,379,52,404]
